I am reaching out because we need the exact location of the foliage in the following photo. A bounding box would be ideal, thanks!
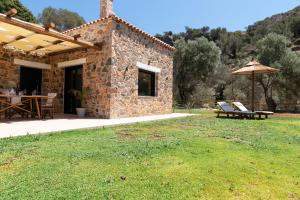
[155,31,175,46]
[223,76,249,101]
[256,33,300,111]
[276,50,300,110]
[290,16,300,37]
[246,6,300,41]
[69,87,92,107]
[2,80,17,89]
[257,33,289,66]
[0,0,36,23]
[174,37,221,104]
[1,111,300,199]
[38,7,86,32]
[218,31,245,60]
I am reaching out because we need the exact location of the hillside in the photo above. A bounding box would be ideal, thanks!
[247,6,300,43]
[157,5,300,48]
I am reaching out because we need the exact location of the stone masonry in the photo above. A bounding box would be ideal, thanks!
[110,20,173,118]
[64,16,174,118]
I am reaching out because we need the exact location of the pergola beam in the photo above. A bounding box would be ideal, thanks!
[28,40,64,53]
[73,34,81,40]
[44,22,56,31]
[29,45,44,52]
[4,34,32,45]
[48,47,85,56]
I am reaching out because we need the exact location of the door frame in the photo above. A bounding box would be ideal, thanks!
[63,65,83,114]
[19,66,43,95]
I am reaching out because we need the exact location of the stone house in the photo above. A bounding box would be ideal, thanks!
[0,0,174,119]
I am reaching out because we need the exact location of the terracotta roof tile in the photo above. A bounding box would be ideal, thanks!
[63,15,175,51]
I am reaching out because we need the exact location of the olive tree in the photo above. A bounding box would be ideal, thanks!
[174,37,221,105]
[257,33,300,111]
[38,7,85,32]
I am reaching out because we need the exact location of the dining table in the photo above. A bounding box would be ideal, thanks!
[0,95,49,119]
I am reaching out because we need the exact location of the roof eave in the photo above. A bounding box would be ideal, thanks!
[63,14,176,52]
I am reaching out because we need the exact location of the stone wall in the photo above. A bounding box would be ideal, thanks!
[110,20,174,118]
[55,19,114,118]
[64,18,113,46]
[47,48,111,118]
[0,47,49,91]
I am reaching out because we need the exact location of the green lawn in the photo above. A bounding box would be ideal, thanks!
[0,111,300,200]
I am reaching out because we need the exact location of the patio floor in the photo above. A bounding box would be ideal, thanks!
[0,113,193,138]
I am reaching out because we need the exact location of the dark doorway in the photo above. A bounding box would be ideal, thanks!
[20,67,42,95]
[64,65,83,114]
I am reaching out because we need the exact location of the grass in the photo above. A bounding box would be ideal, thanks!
[0,110,300,200]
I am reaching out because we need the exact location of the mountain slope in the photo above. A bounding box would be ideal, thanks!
[247,6,300,42]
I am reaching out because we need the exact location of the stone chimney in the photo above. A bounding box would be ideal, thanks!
[100,0,114,18]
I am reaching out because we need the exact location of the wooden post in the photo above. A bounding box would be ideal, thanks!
[252,71,255,112]
[73,34,81,40]
[5,8,17,18]
[44,22,56,31]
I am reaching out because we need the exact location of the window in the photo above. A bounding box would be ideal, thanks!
[138,69,156,96]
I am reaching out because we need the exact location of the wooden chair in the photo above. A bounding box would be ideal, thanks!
[6,96,29,119]
[41,93,57,119]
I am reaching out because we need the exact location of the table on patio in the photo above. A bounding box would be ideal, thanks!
[0,95,49,119]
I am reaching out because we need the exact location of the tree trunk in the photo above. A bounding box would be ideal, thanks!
[177,67,188,106]
[261,83,277,112]
[266,97,277,112]
[178,83,188,105]
[259,77,277,112]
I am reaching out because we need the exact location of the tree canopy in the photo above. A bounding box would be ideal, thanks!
[290,16,300,37]
[0,0,36,23]
[38,7,86,32]
[174,37,221,104]
[257,33,289,66]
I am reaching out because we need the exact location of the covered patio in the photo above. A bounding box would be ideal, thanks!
[0,10,101,119]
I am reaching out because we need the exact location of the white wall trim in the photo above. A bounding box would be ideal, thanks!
[14,59,51,70]
[57,58,87,68]
[137,62,161,73]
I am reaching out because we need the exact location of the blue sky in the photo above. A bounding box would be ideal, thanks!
[21,0,300,35]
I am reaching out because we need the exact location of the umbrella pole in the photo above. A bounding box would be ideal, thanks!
[252,72,255,112]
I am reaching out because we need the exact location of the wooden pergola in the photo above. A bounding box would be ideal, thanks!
[0,9,95,56]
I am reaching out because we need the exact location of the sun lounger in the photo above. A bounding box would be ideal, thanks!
[232,102,274,119]
[215,102,255,119]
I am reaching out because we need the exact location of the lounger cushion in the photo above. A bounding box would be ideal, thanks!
[233,102,274,115]
[233,102,248,112]
[217,102,235,112]
[217,102,255,116]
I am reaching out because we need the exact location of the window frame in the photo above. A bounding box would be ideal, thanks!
[138,69,157,97]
